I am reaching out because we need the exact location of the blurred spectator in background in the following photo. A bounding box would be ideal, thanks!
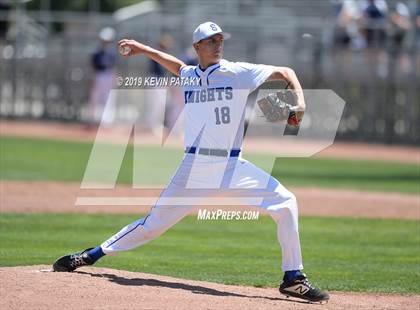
[360,0,388,47]
[415,0,420,49]
[388,2,411,50]
[87,27,117,128]
[180,46,198,66]
[331,0,364,50]
[145,34,173,136]
[0,0,10,39]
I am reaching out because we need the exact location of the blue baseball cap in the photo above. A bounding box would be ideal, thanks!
[192,22,231,44]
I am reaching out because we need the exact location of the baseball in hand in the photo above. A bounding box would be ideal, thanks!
[119,45,131,56]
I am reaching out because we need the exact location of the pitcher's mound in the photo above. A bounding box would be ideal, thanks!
[0,266,418,309]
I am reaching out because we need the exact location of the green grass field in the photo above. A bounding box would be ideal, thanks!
[1,136,418,193]
[1,135,419,294]
[0,213,419,293]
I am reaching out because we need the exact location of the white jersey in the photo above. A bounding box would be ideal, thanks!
[179,59,273,150]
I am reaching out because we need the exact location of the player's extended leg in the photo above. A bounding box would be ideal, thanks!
[229,158,329,302]
[52,181,194,272]
[101,201,192,254]
[52,150,202,272]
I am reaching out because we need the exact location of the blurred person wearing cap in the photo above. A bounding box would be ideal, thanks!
[87,27,117,128]
[53,22,329,304]
[388,2,411,49]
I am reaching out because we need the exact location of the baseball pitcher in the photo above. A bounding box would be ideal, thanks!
[53,22,329,303]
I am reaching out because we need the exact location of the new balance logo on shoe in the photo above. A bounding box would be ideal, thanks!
[294,284,310,294]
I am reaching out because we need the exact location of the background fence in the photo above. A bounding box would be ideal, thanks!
[0,0,419,144]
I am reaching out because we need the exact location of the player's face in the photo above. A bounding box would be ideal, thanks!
[194,34,224,64]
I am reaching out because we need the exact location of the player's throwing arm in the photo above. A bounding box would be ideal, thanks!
[118,39,186,76]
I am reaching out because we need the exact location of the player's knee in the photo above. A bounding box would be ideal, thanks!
[272,192,298,214]
[274,189,297,206]
[287,192,297,205]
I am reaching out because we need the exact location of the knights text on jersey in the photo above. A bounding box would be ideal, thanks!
[179,59,273,150]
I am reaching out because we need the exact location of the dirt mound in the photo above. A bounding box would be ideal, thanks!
[1,180,418,219]
[0,266,418,310]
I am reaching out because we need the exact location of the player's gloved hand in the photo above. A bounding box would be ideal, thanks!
[257,90,303,126]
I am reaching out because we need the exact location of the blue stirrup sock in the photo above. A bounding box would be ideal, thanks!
[87,246,106,263]
[284,270,303,281]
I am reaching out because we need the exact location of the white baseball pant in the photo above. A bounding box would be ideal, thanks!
[101,153,303,272]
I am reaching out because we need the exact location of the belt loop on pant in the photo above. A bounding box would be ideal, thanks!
[185,146,196,154]
[229,149,241,157]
